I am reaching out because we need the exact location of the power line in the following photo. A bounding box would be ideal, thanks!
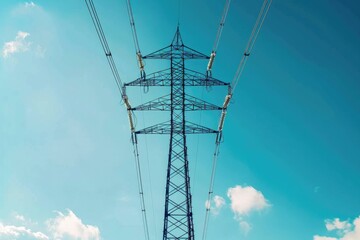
[201,133,222,240]
[85,1,151,240]
[131,133,151,240]
[202,1,272,239]
[139,88,158,239]
[85,0,124,96]
[125,27,228,240]
[126,0,146,78]
[86,1,272,239]
[231,0,272,94]
[207,0,232,76]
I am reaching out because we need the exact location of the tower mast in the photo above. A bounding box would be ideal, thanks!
[125,27,228,240]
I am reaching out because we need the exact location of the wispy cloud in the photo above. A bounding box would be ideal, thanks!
[314,216,360,240]
[314,236,337,240]
[205,195,226,215]
[12,1,41,15]
[24,2,37,8]
[214,195,225,209]
[47,210,100,240]
[326,218,352,234]
[14,214,26,222]
[0,209,100,240]
[2,31,31,58]
[239,220,251,235]
[35,45,46,58]
[0,223,48,240]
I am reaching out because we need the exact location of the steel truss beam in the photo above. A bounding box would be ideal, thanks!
[135,121,218,135]
[124,68,229,87]
[131,94,222,111]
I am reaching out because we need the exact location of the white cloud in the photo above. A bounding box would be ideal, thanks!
[314,236,337,240]
[12,213,39,226]
[214,195,225,209]
[35,45,46,58]
[204,186,269,235]
[47,210,100,240]
[204,195,226,215]
[2,31,31,58]
[12,1,41,15]
[14,214,25,222]
[342,217,360,240]
[227,185,270,216]
[24,2,36,8]
[0,223,48,240]
[239,220,251,235]
[224,185,270,234]
[314,216,360,240]
[326,218,351,234]
[1,210,101,240]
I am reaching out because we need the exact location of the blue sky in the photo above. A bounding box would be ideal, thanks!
[0,0,359,240]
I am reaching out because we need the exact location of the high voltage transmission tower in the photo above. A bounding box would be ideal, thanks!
[124,27,228,240]
[85,0,272,239]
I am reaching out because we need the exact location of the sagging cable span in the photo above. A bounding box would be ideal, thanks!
[123,87,150,240]
[85,0,124,96]
[207,0,232,75]
[85,2,150,239]
[202,91,231,240]
[202,1,272,239]
[201,131,222,240]
[230,0,272,94]
[131,133,151,240]
[126,0,146,78]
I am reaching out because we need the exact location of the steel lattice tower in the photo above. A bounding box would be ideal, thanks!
[124,27,228,240]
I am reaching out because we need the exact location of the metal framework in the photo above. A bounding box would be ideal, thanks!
[125,27,228,240]
[86,0,272,239]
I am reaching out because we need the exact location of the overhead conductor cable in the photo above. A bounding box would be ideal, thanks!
[207,0,232,76]
[131,131,151,240]
[201,92,230,240]
[126,0,145,78]
[230,0,272,94]
[202,1,272,240]
[85,1,150,240]
[85,0,124,95]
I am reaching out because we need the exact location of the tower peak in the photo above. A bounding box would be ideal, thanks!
[171,26,183,46]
